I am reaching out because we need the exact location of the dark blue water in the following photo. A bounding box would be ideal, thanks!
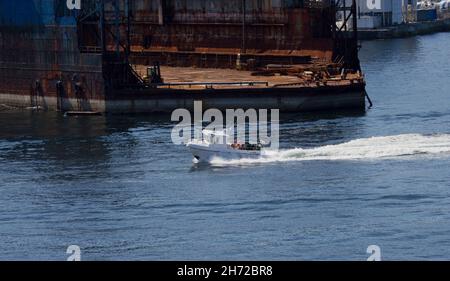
[1,32,450,261]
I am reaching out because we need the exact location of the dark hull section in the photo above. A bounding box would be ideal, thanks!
[0,25,105,111]
[105,83,366,113]
[1,80,365,113]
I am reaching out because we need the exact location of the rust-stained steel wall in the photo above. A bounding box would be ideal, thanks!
[133,0,332,52]
[0,26,104,110]
[0,1,104,111]
[97,0,335,67]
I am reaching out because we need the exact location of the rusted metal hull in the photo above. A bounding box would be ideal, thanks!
[1,82,365,113]
[0,1,365,114]
[0,25,105,112]
[105,83,366,113]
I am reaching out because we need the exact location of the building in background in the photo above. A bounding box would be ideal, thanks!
[420,0,450,20]
[436,0,450,19]
[343,0,419,29]
[342,1,449,40]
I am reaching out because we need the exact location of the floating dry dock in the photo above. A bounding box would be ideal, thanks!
[0,0,366,113]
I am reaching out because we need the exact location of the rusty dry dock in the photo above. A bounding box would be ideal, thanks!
[0,0,366,113]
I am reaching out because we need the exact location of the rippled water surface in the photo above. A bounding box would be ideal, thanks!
[1,33,450,260]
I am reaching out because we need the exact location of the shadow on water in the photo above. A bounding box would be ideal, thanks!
[0,108,370,176]
[0,111,109,160]
[0,111,184,180]
[279,108,366,124]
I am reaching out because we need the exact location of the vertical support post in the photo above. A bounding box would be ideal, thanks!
[125,0,131,64]
[343,0,347,31]
[158,0,164,25]
[242,0,246,53]
[99,0,106,54]
[114,0,121,57]
[352,0,358,42]
[352,0,361,72]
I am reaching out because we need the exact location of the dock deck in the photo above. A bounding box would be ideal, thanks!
[134,66,364,90]
[100,65,367,113]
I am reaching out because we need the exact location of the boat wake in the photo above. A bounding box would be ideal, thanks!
[210,134,450,166]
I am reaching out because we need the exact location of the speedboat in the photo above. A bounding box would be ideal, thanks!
[186,130,265,163]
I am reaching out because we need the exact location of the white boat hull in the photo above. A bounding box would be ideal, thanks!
[187,143,262,163]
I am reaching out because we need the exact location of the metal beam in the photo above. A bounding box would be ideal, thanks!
[158,0,164,25]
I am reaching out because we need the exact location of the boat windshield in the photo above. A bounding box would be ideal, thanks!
[202,129,229,144]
